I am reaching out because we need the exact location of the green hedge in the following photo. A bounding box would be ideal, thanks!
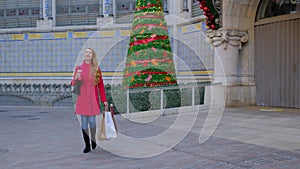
[101,83,206,114]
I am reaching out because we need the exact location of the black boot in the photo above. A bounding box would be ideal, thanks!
[82,129,91,153]
[90,128,97,149]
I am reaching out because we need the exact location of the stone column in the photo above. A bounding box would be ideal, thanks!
[169,0,180,16]
[51,0,56,26]
[205,28,256,107]
[39,0,43,19]
[99,0,104,16]
[206,28,248,86]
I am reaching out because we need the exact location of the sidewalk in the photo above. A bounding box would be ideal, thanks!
[0,106,300,169]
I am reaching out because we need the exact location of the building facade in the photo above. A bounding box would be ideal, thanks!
[205,0,299,108]
[0,0,214,106]
[0,0,213,83]
[0,0,299,108]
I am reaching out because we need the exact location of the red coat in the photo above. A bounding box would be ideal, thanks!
[71,62,107,116]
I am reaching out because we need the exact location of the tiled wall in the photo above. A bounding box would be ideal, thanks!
[0,21,213,82]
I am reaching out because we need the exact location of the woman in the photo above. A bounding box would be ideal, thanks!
[71,48,108,153]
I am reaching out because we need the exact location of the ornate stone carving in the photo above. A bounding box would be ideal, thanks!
[205,28,249,49]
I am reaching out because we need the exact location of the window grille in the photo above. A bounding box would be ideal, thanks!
[56,0,100,26]
[191,0,203,17]
[0,9,4,17]
[18,8,29,16]
[115,0,135,24]
[7,9,17,16]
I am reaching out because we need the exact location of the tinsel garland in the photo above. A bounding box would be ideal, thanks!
[135,14,165,19]
[125,58,173,67]
[133,16,166,26]
[124,63,175,76]
[128,40,171,56]
[127,49,171,59]
[135,0,163,12]
[133,23,167,31]
[129,81,177,89]
[130,35,168,47]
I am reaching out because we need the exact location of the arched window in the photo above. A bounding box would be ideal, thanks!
[256,0,300,20]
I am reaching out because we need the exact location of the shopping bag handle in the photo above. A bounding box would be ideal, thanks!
[102,105,109,117]
[104,106,109,112]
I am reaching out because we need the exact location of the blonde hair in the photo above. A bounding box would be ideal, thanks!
[87,48,101,85]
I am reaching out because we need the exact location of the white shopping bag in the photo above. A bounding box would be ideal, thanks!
[104,111,117,139]
[98,111,117,141]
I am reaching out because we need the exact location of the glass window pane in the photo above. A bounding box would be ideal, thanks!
[0,9,4,17]
[264,1,300,18]
[118,2,130,10]
[57,6,69,14]
[88,4,99,13]
[7,9,17,16]
[19,8,29,16]
[31,7,39,15]
[163,0,168,12]
[71,5,86,13]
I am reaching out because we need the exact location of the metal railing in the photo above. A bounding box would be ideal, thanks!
[0,82,210,110]
[123,83,209,114]
[0,83,72,107]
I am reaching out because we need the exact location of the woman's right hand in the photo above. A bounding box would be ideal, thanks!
[75,73,80,80]
[75,70,82,80]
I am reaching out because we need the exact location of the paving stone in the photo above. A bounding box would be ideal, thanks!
[0,106,300,169]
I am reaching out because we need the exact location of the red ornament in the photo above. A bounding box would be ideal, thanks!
[198,0,220,30]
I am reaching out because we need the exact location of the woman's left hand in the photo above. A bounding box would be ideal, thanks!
[103,102,108,107]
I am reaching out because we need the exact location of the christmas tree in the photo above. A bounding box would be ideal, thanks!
[123,0,177,89]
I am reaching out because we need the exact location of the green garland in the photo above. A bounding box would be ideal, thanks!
[128,40,171,54]
[127,49,172,60]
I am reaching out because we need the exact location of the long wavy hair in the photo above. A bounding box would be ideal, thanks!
[87,48,101,85]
